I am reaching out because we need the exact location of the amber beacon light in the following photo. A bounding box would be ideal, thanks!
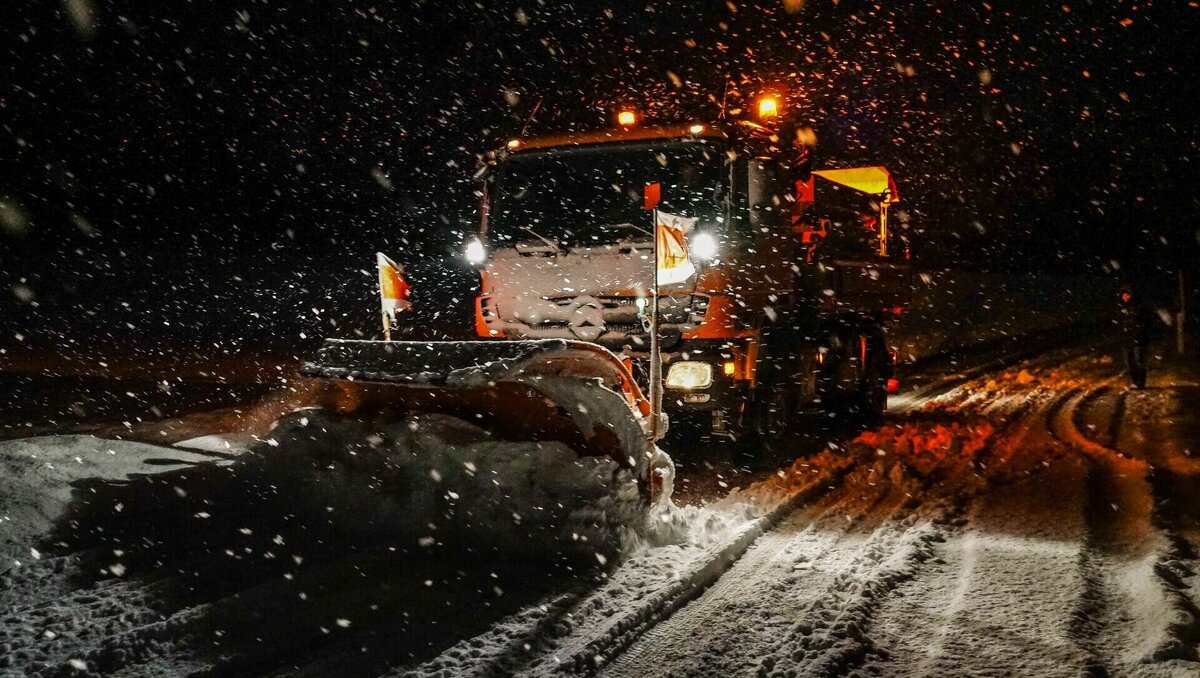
[756,94,780,120]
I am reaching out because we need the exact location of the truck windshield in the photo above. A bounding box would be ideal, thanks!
[487,140,724,248]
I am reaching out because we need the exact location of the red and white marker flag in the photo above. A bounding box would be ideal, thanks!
[376,252,411,340]
[654,210,697,286]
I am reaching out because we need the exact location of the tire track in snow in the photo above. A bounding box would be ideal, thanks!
[850,381,1096,677]
[750,497,957,678]
[603,362,1056,678]
[1142,459,1200,662]
[768,357,1091,677]
[696,354,1102,677]
[1048,386,1114,678]
[768,371,1074,675]
[1054,383,1200,674]
[550,464,857,676]
[1077,382,1200,667]
[400,458,854,678]
[1134,383,1200,666]
[599,465,917,678]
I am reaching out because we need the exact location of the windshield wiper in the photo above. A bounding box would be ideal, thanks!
[604,222,653,237]
[519,226,565,255]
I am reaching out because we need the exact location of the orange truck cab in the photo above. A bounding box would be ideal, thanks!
[463,117,909,440]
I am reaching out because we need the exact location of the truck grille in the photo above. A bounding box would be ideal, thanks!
[603,322,643,335]
[536,294,707,325]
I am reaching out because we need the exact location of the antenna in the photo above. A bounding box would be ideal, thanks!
[519,97,544,137]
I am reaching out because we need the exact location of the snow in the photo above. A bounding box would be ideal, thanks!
[0,435,233,575]
[173,432,258,454]
[521,373,656,463]
[488,245,660,306]
[404,353,1200,677]
[0,406,650,676]
[482,245,698,340]
[4,350,1200,676]
[258,409,646,556]
[303,338,578,386]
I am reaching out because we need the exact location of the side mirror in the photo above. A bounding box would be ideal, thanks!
[644,182,662,212]
[747,158,781,232]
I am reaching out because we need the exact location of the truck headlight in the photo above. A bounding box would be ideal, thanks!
[665,361,713,390]
[464,238,487,265]
[689,231,718,261]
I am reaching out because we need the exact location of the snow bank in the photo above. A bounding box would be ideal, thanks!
[643,447,749,548]
[255,410,644,559]
[0,435,232,574]
[2,401,649,576]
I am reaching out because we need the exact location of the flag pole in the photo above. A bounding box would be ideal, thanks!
[649,209,663,447]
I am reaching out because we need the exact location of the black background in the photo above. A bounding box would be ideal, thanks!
[3,0,1197,353]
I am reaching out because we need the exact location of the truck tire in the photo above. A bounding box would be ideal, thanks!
[853,375,887,426]
[859,327,890,425]
[736,321,798,459]
[819,323,886,427]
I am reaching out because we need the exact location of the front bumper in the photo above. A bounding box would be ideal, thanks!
[627,339,751,417]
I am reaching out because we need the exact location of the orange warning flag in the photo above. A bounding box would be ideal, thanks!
[655,211,697,285]
[377,252,411,339]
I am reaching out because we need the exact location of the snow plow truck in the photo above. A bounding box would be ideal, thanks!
[301,95,910,492]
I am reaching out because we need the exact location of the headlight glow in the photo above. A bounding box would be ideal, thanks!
[690,231,719,261]
[665,361,713,390]
[464,238,487,265]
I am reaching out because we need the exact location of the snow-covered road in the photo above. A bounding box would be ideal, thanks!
[412,349,1200,678]
[2,345,1199,677]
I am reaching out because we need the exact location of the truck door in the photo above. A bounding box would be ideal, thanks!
[747,157,800,300]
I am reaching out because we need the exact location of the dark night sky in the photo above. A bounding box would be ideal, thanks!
[2,0,1198,351]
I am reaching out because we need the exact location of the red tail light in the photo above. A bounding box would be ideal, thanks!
[887,378,900,394]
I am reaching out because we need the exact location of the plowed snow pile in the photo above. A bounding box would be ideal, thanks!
[259,410,643,554]
[1,409,642,568]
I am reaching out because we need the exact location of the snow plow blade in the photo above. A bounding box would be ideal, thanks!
[299,339,653,475]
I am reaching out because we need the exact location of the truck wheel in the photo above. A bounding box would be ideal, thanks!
[850,344,887,425]
[855,381,887,425]
[757,380,793,438]
[820,329,885,427]
[736,351,794,459]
